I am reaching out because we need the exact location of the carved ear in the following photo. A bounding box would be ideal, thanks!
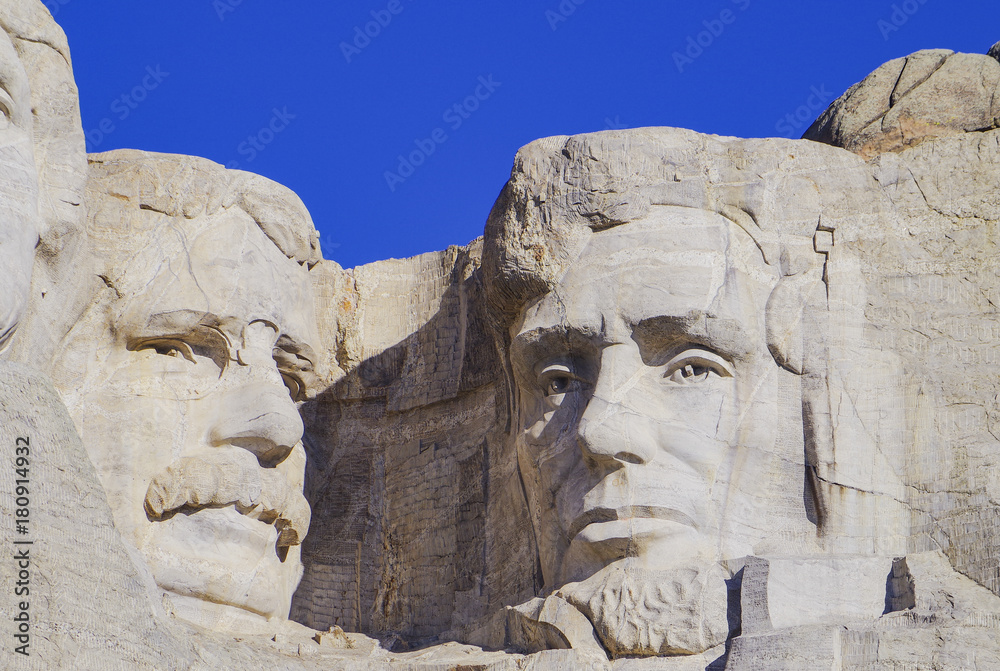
[765,257,832,531]
[765,264,825,375]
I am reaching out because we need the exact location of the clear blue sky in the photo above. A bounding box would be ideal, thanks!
[52,0,999,269]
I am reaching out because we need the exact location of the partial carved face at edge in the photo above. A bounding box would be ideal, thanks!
[0,26,38,354]
[511,207,791,590]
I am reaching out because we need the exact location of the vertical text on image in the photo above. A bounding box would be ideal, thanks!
[12,436,31,657]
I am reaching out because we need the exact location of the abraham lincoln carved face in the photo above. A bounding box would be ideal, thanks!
[485,129,854,657]
[507,206,797,654]
[510,207,782,593]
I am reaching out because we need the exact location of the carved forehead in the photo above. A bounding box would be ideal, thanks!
[81,151,323,360]
[87,150,322,267]
[556,207,774,292]
[109,209,317,349]
[0,28,29,118]
[513,208,776,362]
[482,127,884,330]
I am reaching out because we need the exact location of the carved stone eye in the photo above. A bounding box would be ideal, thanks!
[280,372,305,402]
[132,338,196,363]
[663,349,734,384]
[668,364,711,383]
[539,364,577,397]
[536,364,586,410]
[547,376,571,395]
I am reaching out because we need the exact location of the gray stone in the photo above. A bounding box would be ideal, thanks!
[8,0,1000,667]
[804,49,1000,159]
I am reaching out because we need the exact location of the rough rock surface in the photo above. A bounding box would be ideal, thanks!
[0,0,90,369]
[4,1,1000,668]
[292,242,521,642]
[804,47,1000,159]
[0,362,180,669]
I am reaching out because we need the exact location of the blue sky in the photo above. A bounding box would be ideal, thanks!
[52,0,999,269]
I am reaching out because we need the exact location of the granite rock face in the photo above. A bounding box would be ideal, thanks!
[803,47,1000,159]
[50,149,323,630]
[4,1,1000,668]
[0,0,89,368]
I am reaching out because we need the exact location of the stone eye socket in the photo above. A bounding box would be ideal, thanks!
[132,338,196,363]
[538,364,577,395]
[537,364,587,409]
[546,375,572,395]
[668,363,711,383]
[280,372,305,402]
[663,349,734,384]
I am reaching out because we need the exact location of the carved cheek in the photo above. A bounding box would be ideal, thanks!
[527,417,547,441]
[521,386,569,436]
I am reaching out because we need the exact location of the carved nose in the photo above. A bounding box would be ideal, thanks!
[577,394,655,467]
[576,343,657,467]
[208,382,303,467]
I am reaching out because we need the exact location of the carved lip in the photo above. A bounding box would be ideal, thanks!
[568,505,697,541]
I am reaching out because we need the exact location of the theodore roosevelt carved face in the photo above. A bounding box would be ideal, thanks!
[60,154,321,629]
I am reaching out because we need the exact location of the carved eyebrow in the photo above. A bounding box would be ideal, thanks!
[511,325,603,366]
[126,312,234,361]
[273,335,316,372]
[137,310,229,339]
[138,311,316,364]
[631,315,755,363]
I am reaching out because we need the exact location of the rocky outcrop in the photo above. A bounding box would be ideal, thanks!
[803,47,1000,159]
[5,0,1000,667]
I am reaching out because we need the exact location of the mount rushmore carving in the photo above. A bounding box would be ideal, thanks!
[3,1,1000,668]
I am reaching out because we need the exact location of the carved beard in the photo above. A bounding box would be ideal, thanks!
[557,559,731,657]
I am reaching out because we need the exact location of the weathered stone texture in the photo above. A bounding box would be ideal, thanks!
[7,1,1000,667]
[0,363,177,669]
[804,48,1000,159]
[293,242,527,644]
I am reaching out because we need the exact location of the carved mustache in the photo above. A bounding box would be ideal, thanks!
[143,451,310,547]
[569,505,698,541]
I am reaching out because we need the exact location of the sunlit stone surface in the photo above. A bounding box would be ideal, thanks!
[2,1,1000,667]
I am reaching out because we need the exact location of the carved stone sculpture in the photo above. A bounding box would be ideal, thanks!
[0,22,37,354]
[481,128,913,662]
[0,0,88,367]
[0,1,84,356]
[49,149,322,630]
[4,1,1000,667]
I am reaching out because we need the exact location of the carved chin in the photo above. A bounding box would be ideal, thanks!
[558,560,731,657]
[140,507,298,619]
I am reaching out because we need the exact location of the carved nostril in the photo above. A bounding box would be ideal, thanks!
[615,451,644,465]
[229,437,293,468]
